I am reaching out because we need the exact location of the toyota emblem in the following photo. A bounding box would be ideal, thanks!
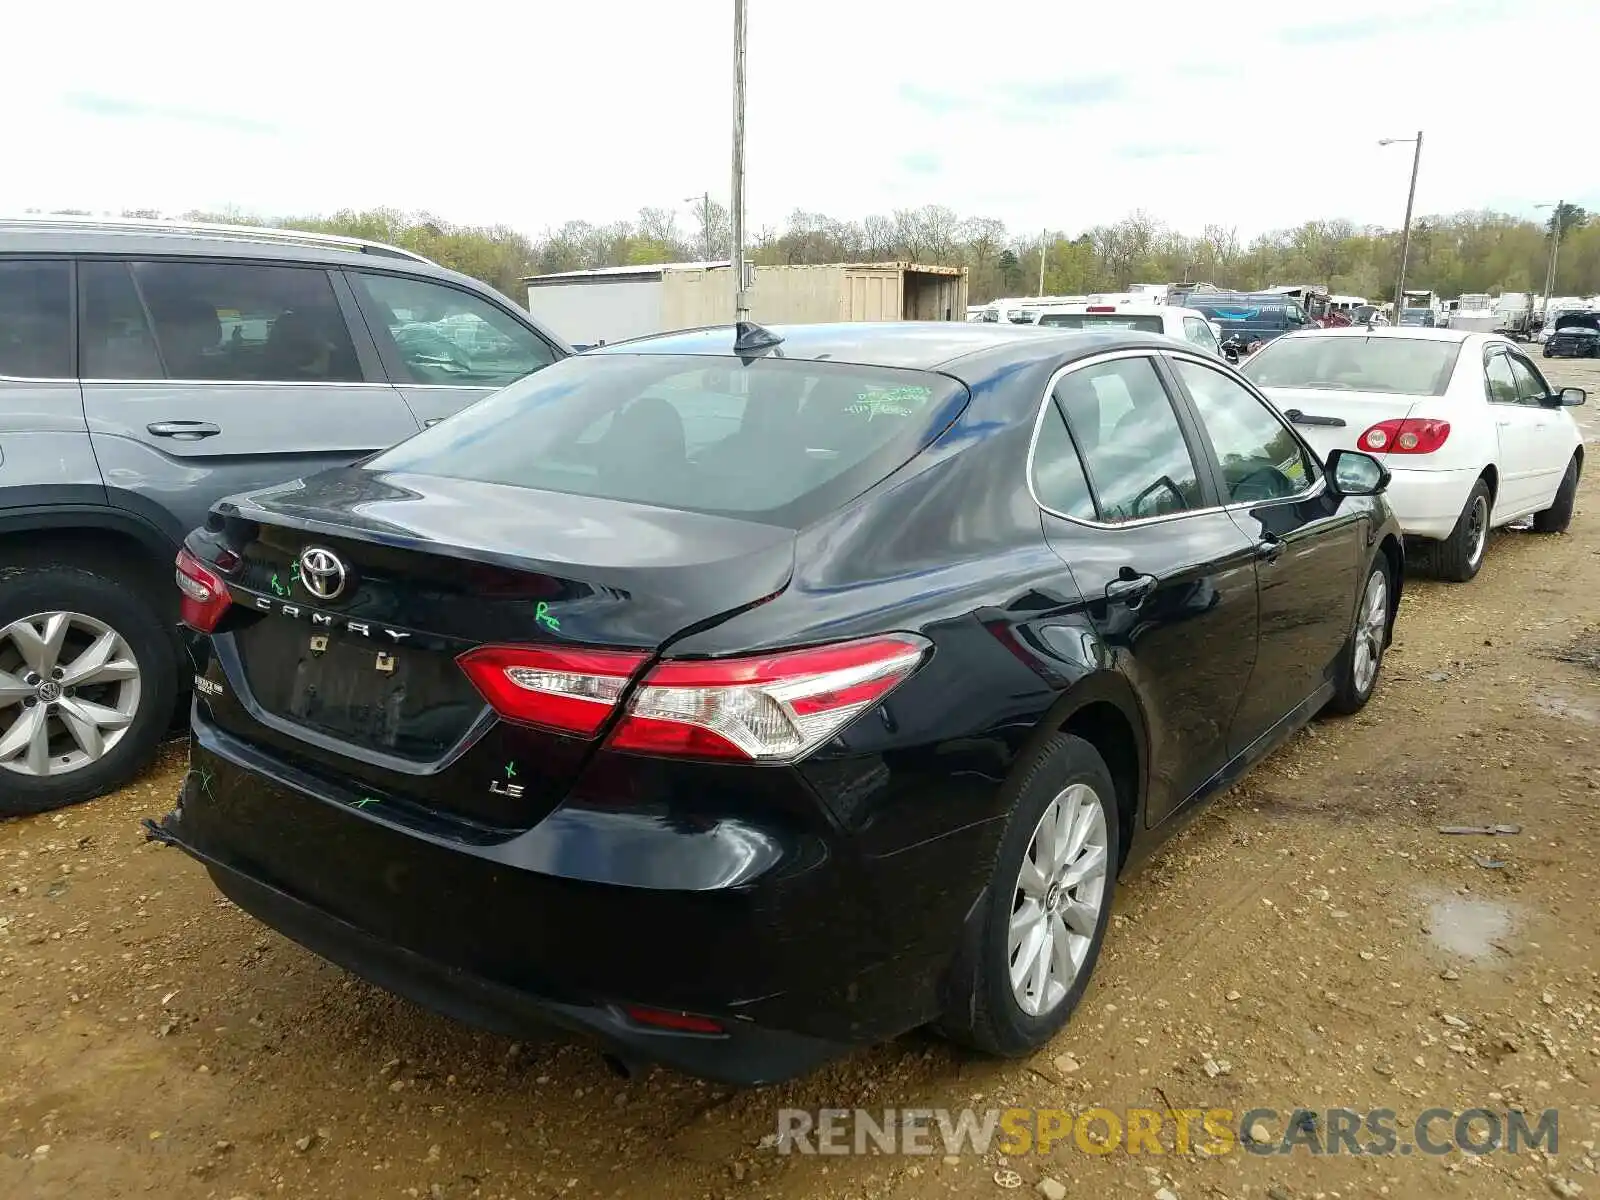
[297,546,348,601]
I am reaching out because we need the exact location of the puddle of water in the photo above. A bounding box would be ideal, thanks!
[1417,887,1518,960]
[1533,689,1598,723]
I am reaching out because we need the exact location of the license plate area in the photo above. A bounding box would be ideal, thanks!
[234,617,481,761]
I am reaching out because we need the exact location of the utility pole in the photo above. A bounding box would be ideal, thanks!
[1542,199,1565,314]
[730,0,749,323]
[1378,131,1423,320]
[1038,229,1047,296]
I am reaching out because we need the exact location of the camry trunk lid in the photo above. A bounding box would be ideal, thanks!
[197,467,795,825]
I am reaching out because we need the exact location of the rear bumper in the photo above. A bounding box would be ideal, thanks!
[152,711,993,1084]
[1380,466,1480,541]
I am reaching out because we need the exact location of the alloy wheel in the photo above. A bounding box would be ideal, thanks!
[1008,782,1109,1017]
[1465,494,1489,568]
[1351,569,1388,695]
[0,611,142,777]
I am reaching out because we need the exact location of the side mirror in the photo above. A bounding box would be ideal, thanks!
[1327,448,1389,497]
[1557,386,1587,407]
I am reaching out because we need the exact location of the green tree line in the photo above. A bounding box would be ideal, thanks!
[82,201,1600,306]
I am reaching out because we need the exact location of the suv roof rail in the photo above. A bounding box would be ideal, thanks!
[0,215,435,265]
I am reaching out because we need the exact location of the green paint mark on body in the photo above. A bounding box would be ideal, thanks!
[354,797,380,810]
[505,761,518,779]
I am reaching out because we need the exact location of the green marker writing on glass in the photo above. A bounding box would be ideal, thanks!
[536,601,560,632]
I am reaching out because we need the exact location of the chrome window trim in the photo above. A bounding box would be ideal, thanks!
[1025,347,1326,531]
[0,374,76,384]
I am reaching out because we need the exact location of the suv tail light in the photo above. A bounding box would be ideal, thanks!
[1359,418,1450,454]
[457,645,647,737]
[175,549,231,632]
[607,634,930,762]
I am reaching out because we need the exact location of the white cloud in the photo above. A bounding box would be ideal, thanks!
[3,0,1596,242]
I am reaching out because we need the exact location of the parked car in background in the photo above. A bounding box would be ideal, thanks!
[1399,308,1439,328]
[155,322,1402,1085]
[0,217,568,815]
[1183,293,1315,360]
[1243,327,1585,581]
[1033,303,1227,358]
[1544,312,1600,358]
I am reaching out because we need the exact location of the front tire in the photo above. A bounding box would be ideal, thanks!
[0,564,176,816]
[1432,478,1492,582]
[1326,557,1391,715]
[1532,455,1580,534]
[940,734,1119,1058]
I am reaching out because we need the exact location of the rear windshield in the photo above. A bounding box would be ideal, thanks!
[1037,313,1164,333]
[366,353,967,526]
[1186,301,1290,330]
[1242,335,1461,397]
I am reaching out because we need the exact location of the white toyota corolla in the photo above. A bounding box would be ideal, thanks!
[1241,327,1586,581]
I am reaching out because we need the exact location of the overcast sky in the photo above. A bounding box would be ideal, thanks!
[6,1,1597,242]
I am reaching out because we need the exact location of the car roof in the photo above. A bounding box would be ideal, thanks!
[587,321,1184,373]
[1270,326,1479,344]
[1034,303,1209,318]
[0,220,470,285]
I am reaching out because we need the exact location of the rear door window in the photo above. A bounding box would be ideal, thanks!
[352,273,556,388]
[128,261,363,382]
[0,260,71,379]
[367,354,968,527]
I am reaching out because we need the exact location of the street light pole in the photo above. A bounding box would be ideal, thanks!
[1379,131,1423,321]
[684,192,711,259]
[730,0,749,323]
[1038,229,1047,296]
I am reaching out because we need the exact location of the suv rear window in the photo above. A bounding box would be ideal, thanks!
[368,354,967,526]
[1242,335,1461,397]
[1037,313,1164,333]
[0,261,71,379]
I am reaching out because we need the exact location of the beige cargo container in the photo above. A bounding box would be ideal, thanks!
[525,261,968,348]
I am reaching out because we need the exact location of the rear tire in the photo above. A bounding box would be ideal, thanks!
[939,734,1119,1058]
[0,564,176,817]
[1532,456,1580,534]
[1431,478,1492,582]
[1326,557,1391,715]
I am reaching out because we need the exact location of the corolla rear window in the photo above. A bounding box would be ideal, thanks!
[1037,313,1164,333]
[367,354,968,526]
[1242,336,1461,397]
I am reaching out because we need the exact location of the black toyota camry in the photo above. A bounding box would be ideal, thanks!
[156,321,1403,1084]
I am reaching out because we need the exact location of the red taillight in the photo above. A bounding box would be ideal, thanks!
[1086,305,1116,312]
[607,634,929,762]
[1359,418,1451,455]
[175,548,231,633]
[623,1006,725,1035]
[457,644,647,737]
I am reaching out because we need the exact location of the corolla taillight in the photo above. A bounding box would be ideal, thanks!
[175,549,232,633]
[458,645,648,737]
[1360,418,1451,454]
[606,634,930,762]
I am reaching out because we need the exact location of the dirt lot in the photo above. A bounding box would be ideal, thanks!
[4,358,1599,1200]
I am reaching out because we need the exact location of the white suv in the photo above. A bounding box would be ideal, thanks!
[1033,303,1226,358]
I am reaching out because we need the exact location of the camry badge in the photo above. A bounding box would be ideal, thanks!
[297,547,347,601]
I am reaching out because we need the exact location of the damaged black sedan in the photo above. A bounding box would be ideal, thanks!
[1544,312,1600,358]
[153,322,1402,1084]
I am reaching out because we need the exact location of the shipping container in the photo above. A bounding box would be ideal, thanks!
[524,261,968,348]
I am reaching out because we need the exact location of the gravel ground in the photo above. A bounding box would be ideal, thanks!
[3,359,1598,1200]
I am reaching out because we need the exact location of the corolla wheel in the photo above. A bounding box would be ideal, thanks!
[1464,493,1489,569]
[1007,782,1110,1017]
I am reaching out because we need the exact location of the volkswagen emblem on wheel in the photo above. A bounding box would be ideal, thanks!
[297,547,348,601]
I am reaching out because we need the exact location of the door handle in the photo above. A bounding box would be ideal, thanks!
[147,420,221,439]
[1254,535,1285,564]
[1496,419,1512,427]
[1105,571,1158,607]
